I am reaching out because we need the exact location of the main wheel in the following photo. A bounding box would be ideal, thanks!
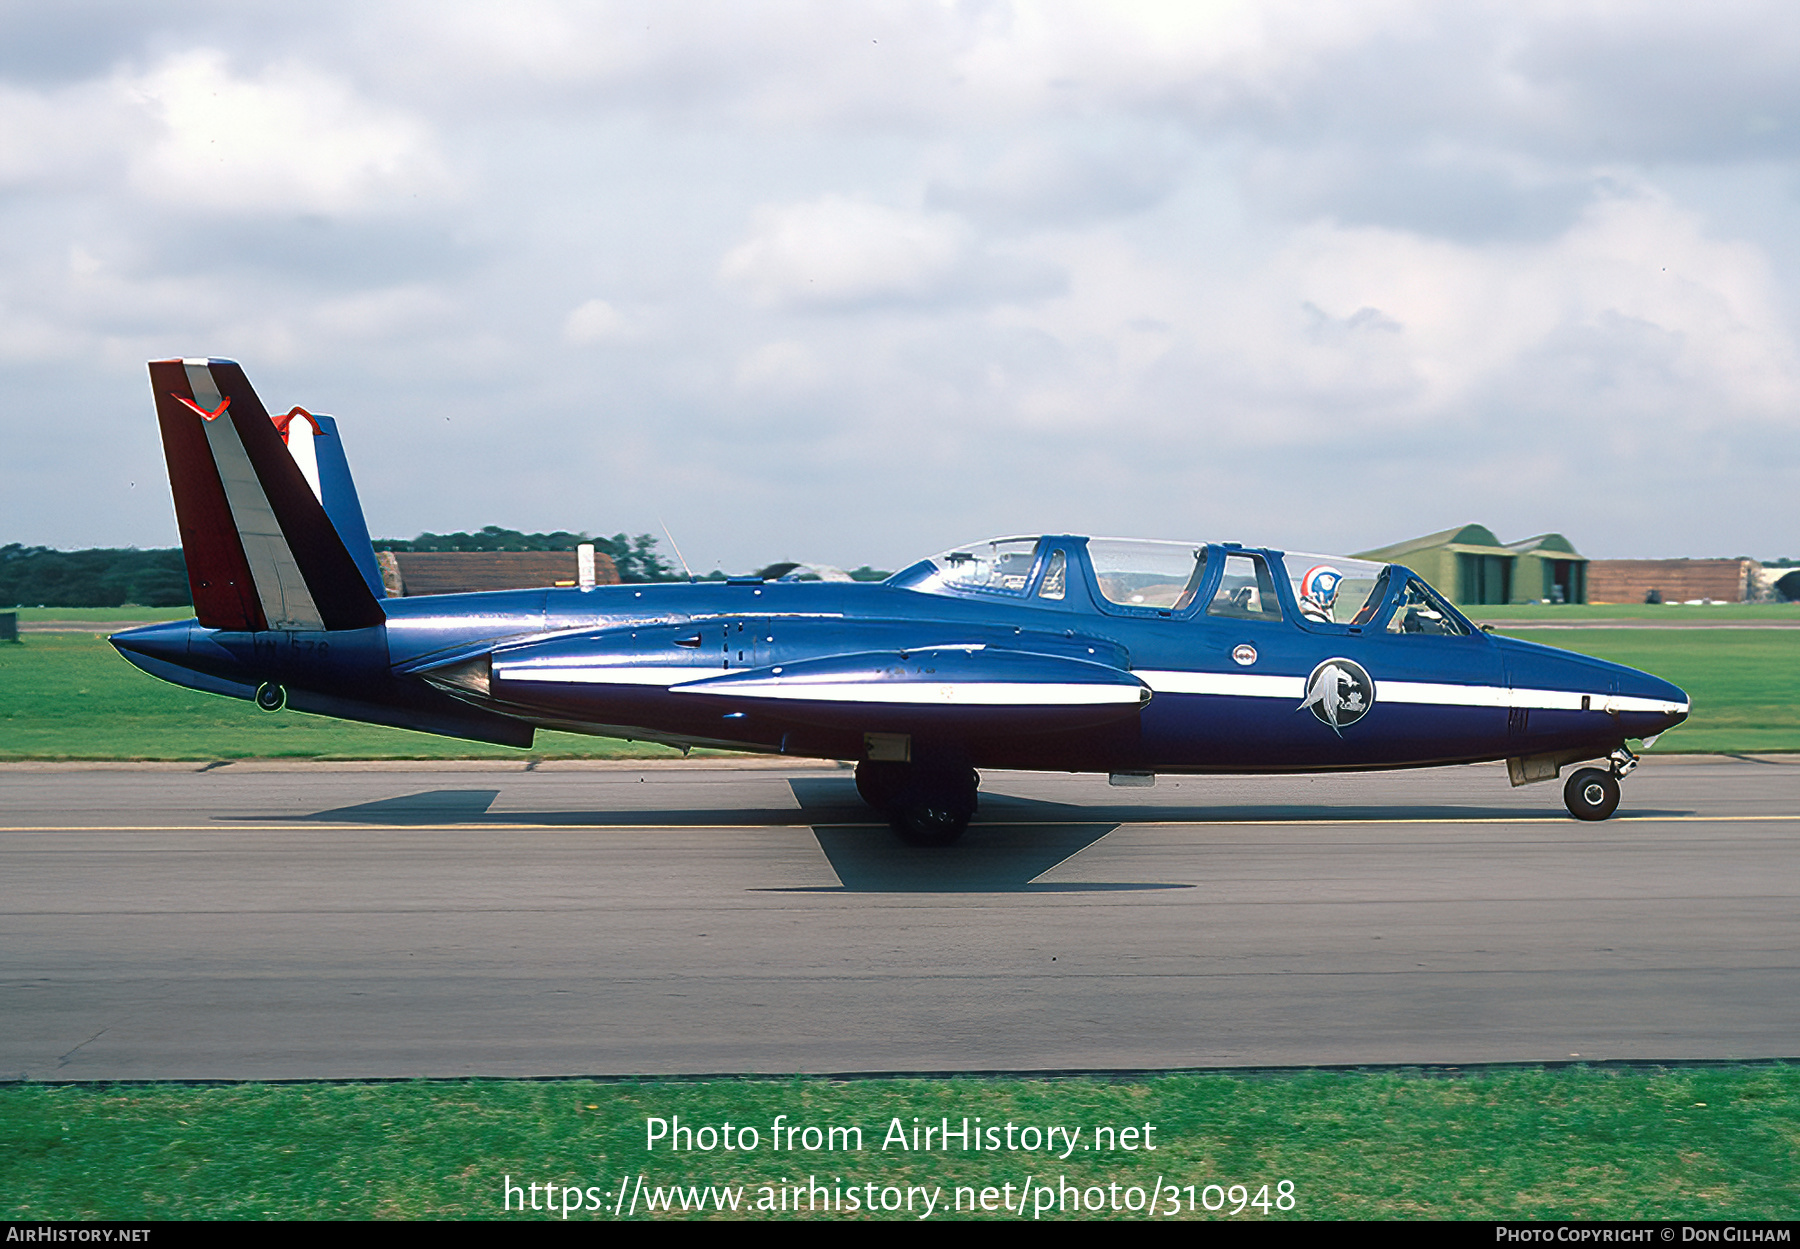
[890,798,972,846]
[1563,767,1620,821]
[854,760,907,811]
[887,765,979,846]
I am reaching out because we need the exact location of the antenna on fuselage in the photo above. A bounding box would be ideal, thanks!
[659,517,696,582]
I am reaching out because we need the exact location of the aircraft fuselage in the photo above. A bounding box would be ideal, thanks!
[114,559,1686,776]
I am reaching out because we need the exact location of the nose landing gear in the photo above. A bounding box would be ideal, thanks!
[1562,746,1638,821]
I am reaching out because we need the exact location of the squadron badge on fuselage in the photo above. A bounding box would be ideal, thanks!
[1298,657,1374,734]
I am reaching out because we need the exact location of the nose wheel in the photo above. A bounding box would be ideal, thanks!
[1563,768,1619,820]
[1563,747,1637,821]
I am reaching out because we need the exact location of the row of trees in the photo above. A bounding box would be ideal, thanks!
[3,528,892,606]
[0,544,191,607]
[0,528,682,607]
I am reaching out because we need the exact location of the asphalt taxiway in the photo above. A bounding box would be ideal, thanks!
[3,755,1795,1080]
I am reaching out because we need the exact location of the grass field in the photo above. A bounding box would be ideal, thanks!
[2,611,1794,758]
[7,606,196,622]
[1497,627,1800,753]
[1465,602,1800,623]
[2,1067,1794,1220]
[0,632,695,761]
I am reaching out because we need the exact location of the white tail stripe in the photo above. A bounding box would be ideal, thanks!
[183,360,225,411]
[184,362,324,631]
[284,419,322,502]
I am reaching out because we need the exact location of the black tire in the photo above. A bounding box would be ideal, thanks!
[1564,767,1620,821]
[855,760,907,811]
[889,799,972,846]
[254,682,286,713]
[886,765,979,846]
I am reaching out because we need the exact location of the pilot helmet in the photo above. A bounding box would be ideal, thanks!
[1300,564,1344,608]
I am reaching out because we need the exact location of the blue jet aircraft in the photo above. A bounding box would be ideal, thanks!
[113,360,1690,844]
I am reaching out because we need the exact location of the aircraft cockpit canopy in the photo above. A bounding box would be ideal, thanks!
[907,536,1466,634]
[1277,550,1386,625]
[921,537,1043,595]
[1087,539,1210,609]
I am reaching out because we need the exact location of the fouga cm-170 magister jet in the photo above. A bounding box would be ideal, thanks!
[112,359,1690,845]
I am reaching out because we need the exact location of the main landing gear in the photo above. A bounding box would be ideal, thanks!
[1563,746,1638,821]
[855,760,979,846]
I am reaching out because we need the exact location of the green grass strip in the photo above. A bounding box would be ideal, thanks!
[5,606,197,623]
[1499,628,1800,752]
[2,1068,1796,1220]
[1467,603,1800,623]
[0,633,707,761]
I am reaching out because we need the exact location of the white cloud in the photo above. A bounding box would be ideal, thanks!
[564,298,628,343]
[301,284,461,342]
[0,79,145,189]
[123,50,448,214]
[720,197,970,309]
[1267,188,1799,424]
[733,340,824,395]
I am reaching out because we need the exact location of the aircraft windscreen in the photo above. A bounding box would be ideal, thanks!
[1280,552,1388,625]
[1088,539,1208,609]
[1386,577,1470,635]
[919,537,1042,594]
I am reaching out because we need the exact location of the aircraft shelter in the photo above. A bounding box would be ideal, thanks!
[1355,524,1589,606]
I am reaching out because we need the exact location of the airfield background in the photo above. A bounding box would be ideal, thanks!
[1356,523,1781,606]
[374,549,620,596]
[1356,524,1588,605]
[0,526,906,607]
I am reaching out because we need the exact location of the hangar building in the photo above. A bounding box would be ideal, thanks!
[1354,525,1589,606]
[375,550,620,597]
[1586,558,1759,604]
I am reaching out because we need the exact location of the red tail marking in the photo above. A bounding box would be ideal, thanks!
[270,406,326,445]
[174,394,232,421]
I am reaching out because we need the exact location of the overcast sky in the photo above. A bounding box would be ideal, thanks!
[3,1,1798,571]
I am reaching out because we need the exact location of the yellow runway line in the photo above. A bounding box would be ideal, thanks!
[1,813,1796,833]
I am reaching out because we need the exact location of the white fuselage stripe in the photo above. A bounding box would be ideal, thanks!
[1136,670,1686,716]
[496,665,706,686]
[1140,671,1302,699]
[494,663,1142,705]
[493,663,1683,716]
[671,681,1142,706]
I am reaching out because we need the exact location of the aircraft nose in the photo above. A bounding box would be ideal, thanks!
[1615,668,1689,741]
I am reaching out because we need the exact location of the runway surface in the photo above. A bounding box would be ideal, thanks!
[3,755,1796,1080]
